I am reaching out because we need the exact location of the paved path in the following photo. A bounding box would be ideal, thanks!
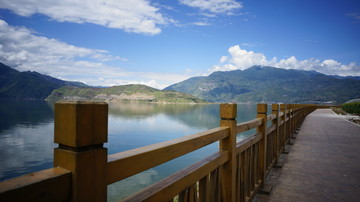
[255,109,360,202]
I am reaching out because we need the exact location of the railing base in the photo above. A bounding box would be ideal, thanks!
[258,184,273,195]
[273,162,283,168]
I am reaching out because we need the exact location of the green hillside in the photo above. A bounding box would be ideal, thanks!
[46,84,207,103]
[165,66,360,104]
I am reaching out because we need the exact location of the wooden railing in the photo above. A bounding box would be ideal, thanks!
[0,101,318,202]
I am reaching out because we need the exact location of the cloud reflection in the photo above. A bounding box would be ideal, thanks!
[0,122,54,180]
[108,169,158,201]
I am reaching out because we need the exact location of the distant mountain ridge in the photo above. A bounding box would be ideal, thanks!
[2,63,359,104]
[165,66,360,104]
[0,62,86,100]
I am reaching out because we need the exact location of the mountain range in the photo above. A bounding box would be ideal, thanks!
[165,66,360,104]
[1,62,359,104]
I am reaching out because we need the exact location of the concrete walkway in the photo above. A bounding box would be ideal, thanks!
[254,109,360,202]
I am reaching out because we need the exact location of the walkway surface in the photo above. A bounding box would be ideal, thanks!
[254,109,360,202]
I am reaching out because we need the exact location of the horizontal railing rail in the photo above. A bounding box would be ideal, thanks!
[107,126,230,184]
[123,151,229,201]
[236,118,262,134]
[0,167,72,201]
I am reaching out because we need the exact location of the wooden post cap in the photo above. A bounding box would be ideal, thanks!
[54,101,108,147]
[257,103,267,114]
[280,104,286,111]
[220,103,237,119]
[272,104,279,112]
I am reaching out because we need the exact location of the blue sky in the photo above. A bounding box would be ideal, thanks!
[0,0,359,89]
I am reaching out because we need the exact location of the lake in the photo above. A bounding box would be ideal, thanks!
[0,100,258,201]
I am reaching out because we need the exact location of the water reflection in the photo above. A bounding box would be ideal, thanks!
[0,101,54,181]
[108,169,159,201]
[0,100,53,133]
[108,103,214,126]
[108,103,257,129]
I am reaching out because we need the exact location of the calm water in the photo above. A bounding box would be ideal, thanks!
[0,101,258,200]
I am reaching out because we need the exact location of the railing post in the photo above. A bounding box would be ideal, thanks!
[288,105,292,136]
[290,105,295,137]
[280,104,287,146]
[271,104,280,163]
[293,105,297,135]
[257,103,267,184]
[287,104,290,142]
[219,103,237,202]
[54,101,108,201]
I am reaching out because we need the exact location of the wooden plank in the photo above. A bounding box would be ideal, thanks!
[123,151,229,202]
[208,168,221,202]
[206,174,212,202]
[266,124,276,136]
[250,145,255,192]
[266,132,274,170]
[278,120,285,125]
[178,189,187,202]
[0,167,71,202]
[236,118,263,134]
[107,127,229,184]
[244,148,250,197]
[239,152,246,201]
[267,114,277,121]
[199,175,209,202]
[236,132,262,154]
[253,142,260,184]
[188,184,197,202]
[280,104,287,152]
[235,154,241,201]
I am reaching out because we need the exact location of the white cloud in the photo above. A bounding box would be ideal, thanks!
[179,0,243,15]
[212,45,268,71]
[89,74,188,90]
[219,56,228,63]
[346,11,360,23]
[0,19,189,89]
[211,45,360,76]
[69,70,190,90]
[0,0,170,35]
[192,21,211,26]
[0,20,123,72]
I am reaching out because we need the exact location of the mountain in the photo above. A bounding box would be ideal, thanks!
[46,84,207,103]
[165,66,360,104]
[331,75,360,80]
[0,62,86,100]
